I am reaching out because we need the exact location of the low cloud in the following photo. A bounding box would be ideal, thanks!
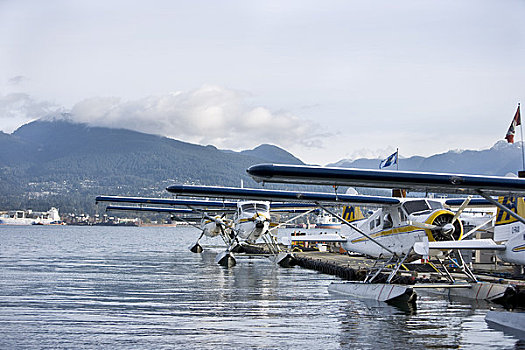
[343,146,399,161]
[0,93,61,133]
[8,75,28,85]
[70,85,326,150]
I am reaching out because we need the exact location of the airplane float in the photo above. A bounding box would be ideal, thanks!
[243,163,525,302]
[95,195,317,267]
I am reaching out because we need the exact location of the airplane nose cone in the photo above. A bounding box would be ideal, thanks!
[442,223,455,235]
[255,221,264,228]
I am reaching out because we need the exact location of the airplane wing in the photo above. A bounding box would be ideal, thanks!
[247,164,525,196]
[96,195,237,211]
[105,205,196,214]
[165,184,401,206]
[444,198,493,207]
[97,195,326,214]
[281,233,347,245]
[267,202,318,210]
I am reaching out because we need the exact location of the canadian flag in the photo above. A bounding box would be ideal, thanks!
[505,105,521,143]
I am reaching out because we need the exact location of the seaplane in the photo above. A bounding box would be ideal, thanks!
[242,163,525,303]
[162,184,492,303]
[95,195,317,267]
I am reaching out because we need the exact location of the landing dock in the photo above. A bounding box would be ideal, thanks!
[244,244,525,306]
[290,250,525,307]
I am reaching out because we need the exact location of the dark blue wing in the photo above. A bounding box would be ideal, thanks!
[96,195,237,210]
[166,184,400,206]
[247,164,525,196]
[106,205,195,214]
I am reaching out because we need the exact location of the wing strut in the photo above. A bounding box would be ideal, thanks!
[315,202,395,255]
[268,208,318,233]
[476,190,525,225]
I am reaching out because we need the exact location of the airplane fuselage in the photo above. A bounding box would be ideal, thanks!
[342,199,461,258]
[234,201,271,243]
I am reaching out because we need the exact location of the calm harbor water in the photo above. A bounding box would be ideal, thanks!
[0,225,523,349]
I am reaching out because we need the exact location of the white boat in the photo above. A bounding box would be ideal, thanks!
[315,210,341,229]
[0,207,61,225]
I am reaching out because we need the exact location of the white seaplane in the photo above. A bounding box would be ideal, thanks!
[243,164,525,303]
[96,195,316,267]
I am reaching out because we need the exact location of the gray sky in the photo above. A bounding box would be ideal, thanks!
[1,0,524,165]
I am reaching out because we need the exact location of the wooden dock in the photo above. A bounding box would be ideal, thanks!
[288,250,525,307]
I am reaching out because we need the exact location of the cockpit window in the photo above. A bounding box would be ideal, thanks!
[427,200,443,210]
[241,203,269,212]
[402,200,430,215]
[241,204,254,212]
[383,214,393,229]
[255,203,269,212]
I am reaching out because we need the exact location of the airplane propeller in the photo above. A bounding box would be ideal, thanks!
[451,196,472,225]
[410,196,472,241]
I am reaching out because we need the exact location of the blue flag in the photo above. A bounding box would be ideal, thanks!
[379,151,398,169]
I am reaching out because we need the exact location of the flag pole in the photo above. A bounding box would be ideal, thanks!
[519,103,525,171]
[396,148,399,170]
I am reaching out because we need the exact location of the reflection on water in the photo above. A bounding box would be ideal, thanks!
[0,226,523,349]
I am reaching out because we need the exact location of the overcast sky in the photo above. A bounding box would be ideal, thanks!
[1,0,524,165]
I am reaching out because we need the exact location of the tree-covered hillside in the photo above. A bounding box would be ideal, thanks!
[0,119,304,214]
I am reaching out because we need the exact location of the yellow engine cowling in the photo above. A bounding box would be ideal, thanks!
[425,210,463,242]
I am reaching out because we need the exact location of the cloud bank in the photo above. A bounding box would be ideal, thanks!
[0,93,61,133]
[69,85,325,150]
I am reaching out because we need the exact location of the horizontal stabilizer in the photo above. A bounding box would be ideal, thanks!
[414,239,506,256]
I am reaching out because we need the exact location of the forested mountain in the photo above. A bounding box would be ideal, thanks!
[0,119,303,213]
[1,118,522,214]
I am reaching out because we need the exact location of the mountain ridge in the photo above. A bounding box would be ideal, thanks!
[0,119,305,213]
[0,118,522,214]
[328,141,522,176]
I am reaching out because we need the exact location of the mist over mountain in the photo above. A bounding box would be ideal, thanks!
[0,118,521,214]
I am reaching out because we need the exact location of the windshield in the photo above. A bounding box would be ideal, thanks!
[427,200,443,210]
[240,203,268,212]
[255,203,269,212]
[402,200,431,215]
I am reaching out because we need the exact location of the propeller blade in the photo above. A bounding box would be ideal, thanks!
[451,196,472,224]
[459,217,494,241]
[409,220,439,230]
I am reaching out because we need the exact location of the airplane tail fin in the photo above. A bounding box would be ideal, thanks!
[342,206,364,223]
[494,196,525,241]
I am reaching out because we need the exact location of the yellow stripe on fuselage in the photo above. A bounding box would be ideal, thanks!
[512,244,525,253]
[350,225,425,244]
[350,209,460,244]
